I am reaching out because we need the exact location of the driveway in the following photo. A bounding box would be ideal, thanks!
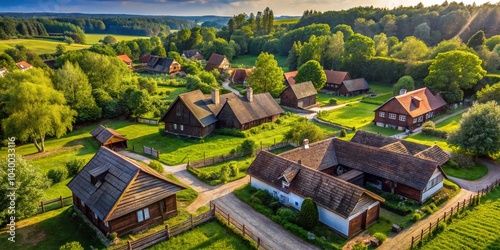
[222,80,243,97]
[213,194,319,250]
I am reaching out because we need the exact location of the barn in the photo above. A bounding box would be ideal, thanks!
[90,125,128,150]
[279,81,317,109]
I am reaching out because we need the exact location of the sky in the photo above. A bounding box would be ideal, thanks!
[0,0,496,16]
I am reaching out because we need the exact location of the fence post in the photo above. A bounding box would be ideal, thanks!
[451,206,454,216]
[443,211,446,221]
[411,236,414,249]
[429,223,432,236]
[166,224,170,239]
[41,201,45,213]
[421,229,423,242]
[60,196,64,208]
[128,240,132,250]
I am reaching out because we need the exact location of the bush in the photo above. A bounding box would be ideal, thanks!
[59,241,84,250]
[253,189,273,205]
[219,165,231,182]
[422,127,448,139]
[47,168,69,183]
[276,207,298,224]
[66,159,85,176]
[445,159,459,169]
[352,242,368,250]
[437,221,447,233]
[298,198,319,230]
[451,153,475,168]
[250,196,262,205]
[269,200,281,212]
[373,232,387,243]
[340,129,347,137]
[148,160,164,173]
[237,139,257,156]
[108,232,118,241]
[412,212,423,222]
[228,161,239,177]
[422,121,436,129]
[284,222,309,238]
[214,128,246,138]
[329,98,338,105]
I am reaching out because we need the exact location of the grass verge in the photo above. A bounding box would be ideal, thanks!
[442,163,489,181]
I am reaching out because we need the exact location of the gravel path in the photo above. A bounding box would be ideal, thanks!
[213,194,319,250]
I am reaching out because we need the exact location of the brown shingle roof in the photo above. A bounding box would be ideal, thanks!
[205,54,227,71]
[221,92,284,124]
[279,138,338,171]
[350,131,450,165]
[94,127,127,146]
[376,87,446,117]
[287,81,317,99]
[231,68,253,83]
[324,70,350,85]
[342,78,370,92]
[182,49,203,59]
[283,71,298,85]
[67,147,186,221]
[247,151,383,218]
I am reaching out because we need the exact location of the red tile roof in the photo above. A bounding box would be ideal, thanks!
[376,87,446,118]
[15,61,32,70]
[117,54,132,64]
[283,71,298,85]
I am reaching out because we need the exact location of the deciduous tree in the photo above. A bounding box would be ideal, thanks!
[246,52,284,97]
[447,101,500,157]
[344,33,375,66]
[294,60,326,90]
[284,119,324,145]
[393,76,415,95]
[477,82,500,104]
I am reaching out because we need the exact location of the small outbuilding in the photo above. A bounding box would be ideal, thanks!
[339,78,370,97]
[280,81,317,109]
[90,125,128,150]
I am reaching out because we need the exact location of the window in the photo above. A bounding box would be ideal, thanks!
[399,115,406,122]
[413,118,418,124]
[173,124,177,130]
[389,113,396,120]
[424,173,443,192]
[176,106,181,116]
[426,111,434,119]
[418,116,423,122]
[104,222,109,227]
[180,125,184,131]
[295,201,299,207]
[379,111,385,118]
[137,208,150,222]
[273,190,278,198]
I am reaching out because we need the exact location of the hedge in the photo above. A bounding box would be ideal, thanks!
[422,127,448,139]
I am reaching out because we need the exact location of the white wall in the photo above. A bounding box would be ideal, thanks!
[422,181,443,201]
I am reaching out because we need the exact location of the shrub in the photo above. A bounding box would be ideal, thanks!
[445,159,459,169]
[269,200,281,212]
[352,242,368,250]
[237,139,257,156]
[437,221,447,233]
[284,222,309,238]
[228,161,239,177]
[422,206,434,214]
[47,168,69,183]
[340,129,347,137]
[108,232,118,241]
[412,212,423,222]
[422,127,448,139]
[214,128,246,138]
[373,232,387,243]
[329,98,338,105]
[422,120,435,129]
[352,126,356,131]
[59,241,84,250]
[148,160,164,173]
[298,198,319,230]
[250,196,262,205]
[219,165,231,182]
[253,189,273,205]
[277,207,298,224]
[451,153,475,168]
[66,159,85,176]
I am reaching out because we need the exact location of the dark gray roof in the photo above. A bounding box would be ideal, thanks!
[67,147,185,222]
[93,127,127,145]
[247,151,383,218]
[342,78,370,92]
[288,81,317,99]
[90,125,106,137]
[221,93,284,124]
[147,56,177,73]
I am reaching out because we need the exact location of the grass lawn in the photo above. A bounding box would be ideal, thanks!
[231,54,289,72]
[317,82,393,107]
[404,134,452,152]
[418,186,500,249]
[434,113,462,132]
[191,156,255,185]
[318,102,378,129]
[0,206,104,250]
[85,33,149,44]
[442,163,489,181]
[0,38,90,54]
[147,220,253,250]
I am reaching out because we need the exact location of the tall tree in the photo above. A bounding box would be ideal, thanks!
[294,60,327,90]
[392,36,429,61]
[287,41,302,71]
[393,76,415,95]
[467,30,486,49]
[0,156,50,225]
[447,101,500,157]
[325,31,344,69]
[246,52,284,97]
[2,81,76,152]
[373,33,388,57]
[343,33,375,66]
[332,24,354,40]
[476,82,500,104]
[425,50,486,103]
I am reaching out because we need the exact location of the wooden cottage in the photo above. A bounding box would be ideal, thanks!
[280,81,317,109]
[117,54,133,69]
[279,131,449,203]
[373,87,447,131]
[182,49,204,61]
[15,61,32,71]
[146,56,181,74]
[90,125,128,150]
[160,88,283,138]
[67,147,186,236]
[205,54,231,73]
[339,78,370,97]
[230,68,253,84]
[247,151,385,238]
[323,70,351,91]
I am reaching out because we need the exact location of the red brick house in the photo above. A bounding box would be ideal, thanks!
[339,78,370,97]
[117,54,133,69]
[205,54,231,73]
[280,81,317,109]
[373,87,447,131]
[146,56,181,74]
[67,147,186,236]
[160,88,283,137]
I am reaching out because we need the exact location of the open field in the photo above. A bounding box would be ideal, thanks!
[0,206,104,250]
[404,134,451,152]
[317,82,393,106]
[0,39,90,54]
[231,54,289,72]
[274,18,300,25]
[85,33,149,44]
[148,220,253,250]
[419,186,500,249]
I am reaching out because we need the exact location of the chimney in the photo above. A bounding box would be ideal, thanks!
[412,96,421,108]
[399,89,407,95]
[303,139,309,149]
[246,87,253,102]
[212,88,220,105]
[298,160,302,165]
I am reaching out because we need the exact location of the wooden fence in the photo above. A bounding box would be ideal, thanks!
[143,146,160,158]
[212,202,274,250]
[137,118,159,125]
[38,196,73,214]
[410,178,500,249]
[188,141,293,168]
[115,209,215,250]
